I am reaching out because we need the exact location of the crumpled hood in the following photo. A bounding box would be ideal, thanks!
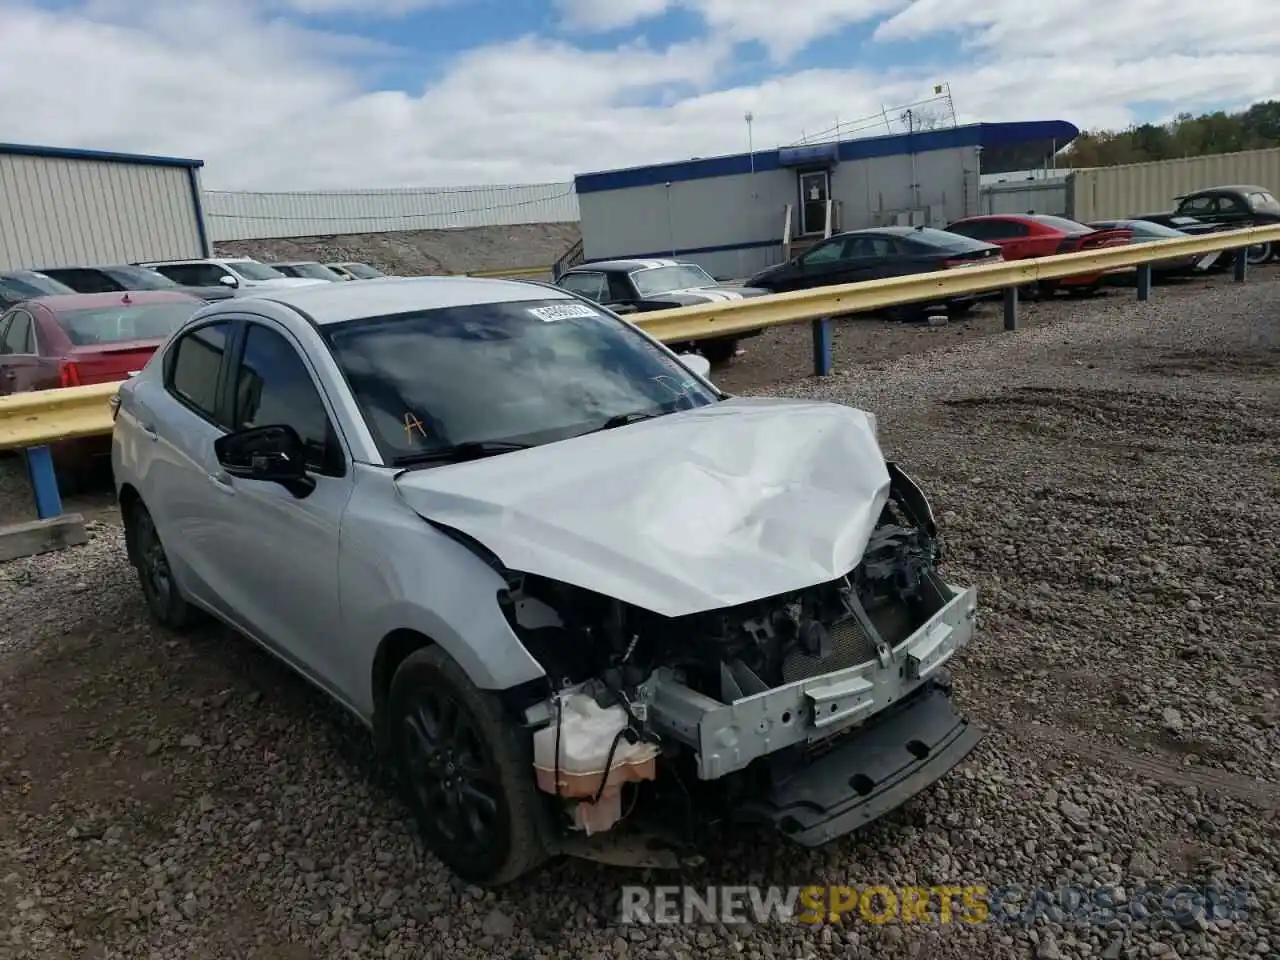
[392,397,891,617]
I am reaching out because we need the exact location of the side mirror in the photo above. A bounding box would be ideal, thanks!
[214,424,314,495]
[218,275,239,287]
[676,352,712,379]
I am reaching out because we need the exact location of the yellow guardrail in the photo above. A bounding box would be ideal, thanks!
[1,222,1277,520]
[631,224,1280,342]
[0,381,120,451]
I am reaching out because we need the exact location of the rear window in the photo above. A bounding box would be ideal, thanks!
[0,272,75,298]
[54,301,198,346]
[339,263,384,279]
[1029,216,1092,234]
[903,228,995,253]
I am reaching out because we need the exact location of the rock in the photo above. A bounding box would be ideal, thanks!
[179,734,203,749]
[1037,933,1062,959]
[1162,708,1185,732]
[482,907,515,939]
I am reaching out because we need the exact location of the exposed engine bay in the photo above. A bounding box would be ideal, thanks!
[497,463,979,848]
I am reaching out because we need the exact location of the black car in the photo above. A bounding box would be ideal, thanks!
[36,264,237,302]
[0,270,76,309]
[747,226,1001,318]
[1135,185,1280,264]
[555,258,772,364]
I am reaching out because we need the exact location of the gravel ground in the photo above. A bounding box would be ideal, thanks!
[213,222,581,277]
[1,268,1278,960]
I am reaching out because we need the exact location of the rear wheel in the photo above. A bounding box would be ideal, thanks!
[1246,241,1272,265]
[389,647,550,886]
[123,500,196,630]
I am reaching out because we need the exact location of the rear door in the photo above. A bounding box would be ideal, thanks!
[131,318,239,617]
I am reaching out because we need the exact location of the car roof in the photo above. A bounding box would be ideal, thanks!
[226,275,576,326]
[26,290,203,311]
[273,261,325,267]
[1179,185,1271,195]
[138,257,256,265]
[569,258,691,272]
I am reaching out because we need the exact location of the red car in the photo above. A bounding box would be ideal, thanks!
[0,289,203,485]
[943,215,1133,296]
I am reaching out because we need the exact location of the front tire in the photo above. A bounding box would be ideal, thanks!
[1246,241,1272,265]
[122,500,196,630]
[389,647,550,886]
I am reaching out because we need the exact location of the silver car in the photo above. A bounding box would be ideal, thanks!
[110,277,980,886]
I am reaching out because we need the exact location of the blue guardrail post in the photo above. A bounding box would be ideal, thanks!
[24,446,63,519]
[811,317,833,376]
[1136,264,1153,301]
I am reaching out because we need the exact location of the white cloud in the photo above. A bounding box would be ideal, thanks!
[0,0,1276,191]
[556,0,907,61]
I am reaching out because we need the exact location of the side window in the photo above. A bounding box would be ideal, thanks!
[2,311,34,354]
[168,321,231,421]
[1178,195,1215,215]
[799,239,849,265]
[1218,194,1246,213]
[232,324,341,475]
[991,220,1030,238]
[605,273,633,302]
[158,264,227,287]
[0,313,13,354]
[558,272,606,301]
[61,269,121,293]
[947,221,985,240]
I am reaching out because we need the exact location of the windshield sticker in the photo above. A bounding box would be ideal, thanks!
[528,303,599,323]
[403,412,428,441]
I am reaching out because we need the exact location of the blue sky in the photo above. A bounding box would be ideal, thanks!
[0,0,1276,189]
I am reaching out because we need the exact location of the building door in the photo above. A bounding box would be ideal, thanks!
[799,171,830,236]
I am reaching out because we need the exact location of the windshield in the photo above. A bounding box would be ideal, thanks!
[324,298,719,464]
[107,266,179,290]
[226,261,287,281]
[341,262,384,279]
[0,272,75,298]
[53,302,198,345]
[1249,191,1280,212]
[287,263,344,281]
[630,264,716,296]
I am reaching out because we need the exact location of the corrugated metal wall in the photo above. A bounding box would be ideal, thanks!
[979,179,1070,215]
[0,154,205,271]
[204,182,580,241]
[1069,147,1280,221]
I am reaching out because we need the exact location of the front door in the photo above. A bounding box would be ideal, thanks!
[205,318,352,697]
[799,171,830,236]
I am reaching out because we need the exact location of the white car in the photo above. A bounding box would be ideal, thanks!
[109,276,979,886]
[136,257,328,293]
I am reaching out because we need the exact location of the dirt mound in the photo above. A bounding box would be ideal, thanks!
[213,221,580,278]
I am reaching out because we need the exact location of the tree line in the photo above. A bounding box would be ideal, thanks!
[1061,99,1280,168]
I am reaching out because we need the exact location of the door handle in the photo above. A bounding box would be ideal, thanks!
[140,422,158,441]
[2,370,15,380]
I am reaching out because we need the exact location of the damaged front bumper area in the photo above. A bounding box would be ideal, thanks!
[636,580,980,846]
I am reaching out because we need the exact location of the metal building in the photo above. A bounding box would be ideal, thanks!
[571,120,1079,278]
[0,142,210,272]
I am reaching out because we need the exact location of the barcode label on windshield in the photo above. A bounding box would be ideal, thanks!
[529,303,598,322]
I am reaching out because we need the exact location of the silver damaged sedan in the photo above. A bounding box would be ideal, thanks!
[110,276,982,885]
